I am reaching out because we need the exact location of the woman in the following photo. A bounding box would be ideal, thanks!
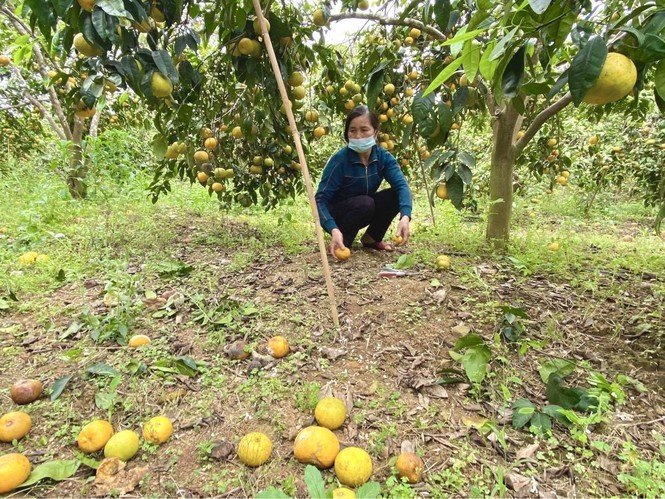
[315,106,412,258]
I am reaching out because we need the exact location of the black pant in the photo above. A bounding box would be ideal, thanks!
[329,188,400,247]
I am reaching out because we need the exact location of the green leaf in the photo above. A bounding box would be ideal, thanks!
[174,355,200,376]
[569,36,607,106]
[394,253,416,269]
[461,39,481,81]
[432,0,451,32]
[19,460,81,488]
[511,398,535,429]
[453,332,485,351]
[152,50,179,83]
[74,451,101,470]
[461,344,491,383]
[423,57,463,96]
[256,487,290,499]
[545,373,581,409]
[50,375,73,401]
[529,412,552,435]
[538,358,576,383]
[96,0,132,17]
[655,58,665,99]
[529,0,551,14]
[446,172,465,211]
[489,26,519,62]
[411,91,435,123]
[479,41,499,80]
[304,465,327,499]
[440,28,486,47]
[366,64,387,114]
[501,46,526,99]
[86,362,119,377]
[541,404,571,426]
[356,481,382,498]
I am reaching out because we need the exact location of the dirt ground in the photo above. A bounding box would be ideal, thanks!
[0,219,663,498]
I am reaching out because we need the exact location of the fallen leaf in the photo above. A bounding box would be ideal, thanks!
[516,442,540,461]
[505,471,530,492]
[400,441,416,454]
[319,346,347,360]
[432,288,448,305]
[423,384,449,399]
[461,415,488,429]
[93,458,148,496]
[210,441,234,460]
[451,323,471,336]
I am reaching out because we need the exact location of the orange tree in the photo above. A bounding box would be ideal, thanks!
[9,0,665,243]
[325,1,665,247]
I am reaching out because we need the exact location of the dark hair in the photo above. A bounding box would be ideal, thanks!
[344,105,380,142]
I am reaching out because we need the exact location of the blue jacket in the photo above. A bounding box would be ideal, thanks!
[315,145,412,233]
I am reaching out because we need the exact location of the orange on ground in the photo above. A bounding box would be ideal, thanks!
[267,335,289,358]
[237,432,272,466]
[78,420,114,453]
[0,412,32,442]
[293,426,340,469]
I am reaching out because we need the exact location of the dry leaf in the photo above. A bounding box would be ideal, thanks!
[461,415,488,429]
[516,442,540,461]
[451,323,471,336]
[505,471,530,492]
[320,346,347,360]
[432,288,448,305]
[423,384,449,399]
[400,440,416,454]
[93,458,148,496]
[210,440,234,460]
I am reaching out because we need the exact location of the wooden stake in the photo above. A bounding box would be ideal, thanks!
[252,0,340,328]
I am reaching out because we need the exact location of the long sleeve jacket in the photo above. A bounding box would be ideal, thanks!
[315,145,413,233]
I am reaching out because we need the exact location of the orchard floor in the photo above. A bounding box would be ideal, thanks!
[0,190,664,498]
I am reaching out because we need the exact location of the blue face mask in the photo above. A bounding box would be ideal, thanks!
[348,136,376,153]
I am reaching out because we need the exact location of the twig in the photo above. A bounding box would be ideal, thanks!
[617,415,665,427]
[328,12,446,40]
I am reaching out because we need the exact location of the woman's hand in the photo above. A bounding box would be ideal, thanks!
[329,228,346,258]
[396,216,410,244]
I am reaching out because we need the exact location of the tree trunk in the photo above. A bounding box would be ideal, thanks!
[67,119,87,199]
[486,101,520,250]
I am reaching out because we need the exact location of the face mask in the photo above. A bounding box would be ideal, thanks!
[348,136,376,153]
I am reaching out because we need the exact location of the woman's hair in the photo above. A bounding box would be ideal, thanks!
[344,105,380,142]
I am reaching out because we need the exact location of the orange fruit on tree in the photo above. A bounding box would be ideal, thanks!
[128,334,151,347]
[293,426,340,469]
[212,182,224,193]
[204,137,218,150]
[194,150,209,163]
[74,33,100,57]
[395,452,424,483]
[142,416,173,444]
[435,183,448,200]
[0,412,32,442]
[0,54,11,66]
[313,126,326,139]
[150,72,173,98]
[583,53,637,105]
[0,453,31,494]
[78,420,114,453]
[237,432,272,466]
[267,335,289,358]
[334,447,373,487]
[314,397,347,430]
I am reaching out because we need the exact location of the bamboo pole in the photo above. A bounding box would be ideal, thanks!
[251,0,340,328]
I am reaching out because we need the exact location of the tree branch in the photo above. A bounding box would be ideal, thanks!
[10,66,67,140]
[327,12,446,41]
[1,5,73,141]
[514,92,573,157]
